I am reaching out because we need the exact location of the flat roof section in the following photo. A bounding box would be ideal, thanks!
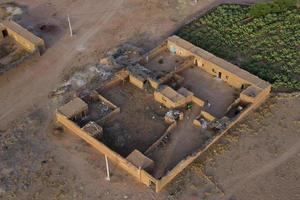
[159,86,185,104]
[127,149,154,170]
[58,97,88,119]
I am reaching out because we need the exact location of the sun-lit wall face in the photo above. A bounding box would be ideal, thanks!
[0,20,45,55]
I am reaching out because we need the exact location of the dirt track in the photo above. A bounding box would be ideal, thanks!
[1,0,298,200]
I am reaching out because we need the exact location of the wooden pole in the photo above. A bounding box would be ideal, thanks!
[67,14,73,37]
[105,155,110,181]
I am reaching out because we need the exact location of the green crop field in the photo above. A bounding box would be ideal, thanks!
[177,4,300,91]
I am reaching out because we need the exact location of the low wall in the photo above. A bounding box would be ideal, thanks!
[201,111,216,122]
[192,96,205,107]
[175,56,194,73]
[226,97,241,113]
[129,75,144,90]
[145,122,177,155]
[140,41,167,64]
[148,78,160,89]
[193,110,216,128]
[155,87,270,192]
[96,107,120,125]
[56,112,158,187]
[97,93,118,110]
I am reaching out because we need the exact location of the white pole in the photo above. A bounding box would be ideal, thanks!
[67,14,73,37]
[105,155,110,181]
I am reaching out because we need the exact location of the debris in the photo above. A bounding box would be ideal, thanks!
[128,64,155,79]
[50,64,112,98]
[165,110,183,123]
[101,43,144,68]
[48,82,72,98]
[82,121,103,139]
[69,64,112,89]
[200,118,208,129]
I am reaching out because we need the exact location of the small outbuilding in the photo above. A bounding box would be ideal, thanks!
[58,97,88,119]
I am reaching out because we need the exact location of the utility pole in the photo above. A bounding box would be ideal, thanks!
[67,14,73,37]
[105,155,110,181]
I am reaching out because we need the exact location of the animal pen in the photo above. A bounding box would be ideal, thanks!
[55,36,271,192]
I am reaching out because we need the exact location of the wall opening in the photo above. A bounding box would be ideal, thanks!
[2,29,8,38]
[218,72,222,79]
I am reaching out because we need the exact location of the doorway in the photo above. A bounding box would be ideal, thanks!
[218,72,222,79]
[2,29,8,38]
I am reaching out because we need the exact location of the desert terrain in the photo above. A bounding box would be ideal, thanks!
[0,0,299,200]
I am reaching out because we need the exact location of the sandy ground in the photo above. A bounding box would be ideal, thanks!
[100,82,168,157]
[1,0,298,200]
[179,67,238,118]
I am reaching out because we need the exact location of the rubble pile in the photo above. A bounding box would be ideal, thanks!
[164,110,183,123]
[209,117,231,131]
[128,64,155,79]
[100,43,144,68]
